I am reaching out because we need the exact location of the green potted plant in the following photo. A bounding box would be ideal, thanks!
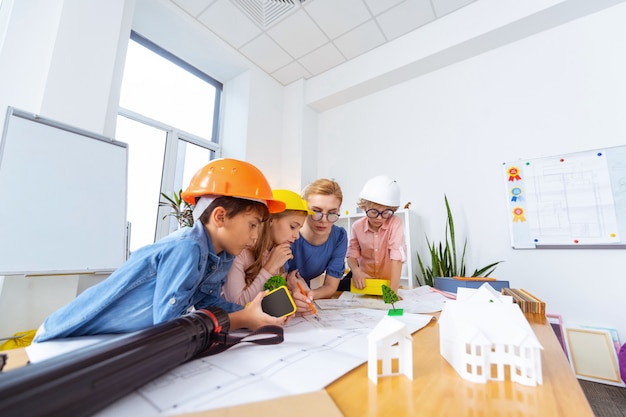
[159,189,194,228]
[416,195,502,287]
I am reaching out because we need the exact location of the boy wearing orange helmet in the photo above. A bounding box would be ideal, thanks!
[34,159,287,342]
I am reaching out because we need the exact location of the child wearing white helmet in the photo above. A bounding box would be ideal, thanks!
[34,158,288,342]
[223,189,313,306]
[346,175,407,293]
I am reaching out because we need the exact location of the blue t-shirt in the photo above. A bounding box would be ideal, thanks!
[286,225,348,285]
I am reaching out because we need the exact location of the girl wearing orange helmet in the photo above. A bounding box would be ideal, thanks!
[35,159,287,342]
[223,189,313,306]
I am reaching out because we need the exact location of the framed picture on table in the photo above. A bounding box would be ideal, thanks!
[565,326,625,387]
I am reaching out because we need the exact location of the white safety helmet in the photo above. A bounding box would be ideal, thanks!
[358,175,401,207]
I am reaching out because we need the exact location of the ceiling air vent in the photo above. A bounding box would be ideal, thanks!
[233,0,304,28]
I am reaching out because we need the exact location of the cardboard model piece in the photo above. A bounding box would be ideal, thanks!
[367,316,413,384]
[438,284,543,386]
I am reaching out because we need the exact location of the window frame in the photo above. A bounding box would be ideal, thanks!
[130,31,223,145]
[118,31,223,245]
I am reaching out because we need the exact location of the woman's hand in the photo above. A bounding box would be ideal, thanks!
[287,271,315,316]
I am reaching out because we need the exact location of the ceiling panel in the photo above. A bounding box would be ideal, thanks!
[196,0,262,48]
[377,0,436,40]
[239,33,293,73]
[334,20,386,60]
[305,0,372,39]
[432,0,478,16]
[298,42,346,76]
[267,9,329,58]
[170,0,481,85]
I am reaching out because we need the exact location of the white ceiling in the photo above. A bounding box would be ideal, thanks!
[169,0,478,85]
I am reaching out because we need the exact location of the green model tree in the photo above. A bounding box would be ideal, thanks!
[382,284,403,316]
[264,275,287,291]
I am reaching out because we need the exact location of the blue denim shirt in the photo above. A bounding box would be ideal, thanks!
[34,221,242,342]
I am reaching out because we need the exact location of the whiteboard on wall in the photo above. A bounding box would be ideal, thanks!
[503,146,626,249]
[0,107,129,275]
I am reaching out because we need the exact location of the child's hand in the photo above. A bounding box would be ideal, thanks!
[264,242,293,276]
[229,292,289,330]
[351,268,370,289]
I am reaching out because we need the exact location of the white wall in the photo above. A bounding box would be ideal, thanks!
[313,4,626,341]
[2,0,624,346]
[0,0,133,337]
[0,0,132,136]
[237,69,285,186]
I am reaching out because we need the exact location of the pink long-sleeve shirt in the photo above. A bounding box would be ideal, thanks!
[222,248,272,305]
[346,215,406,279]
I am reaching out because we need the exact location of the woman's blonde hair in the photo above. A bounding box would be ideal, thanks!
[301,178,343,205]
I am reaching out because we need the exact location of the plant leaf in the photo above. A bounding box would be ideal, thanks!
[417,195,503,283]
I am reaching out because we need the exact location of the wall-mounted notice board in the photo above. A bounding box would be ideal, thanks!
[0,107,129,275]
[503,146,626,249]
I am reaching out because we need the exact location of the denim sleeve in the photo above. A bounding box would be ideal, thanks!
[152,241,209,323]
[196,292,243,313]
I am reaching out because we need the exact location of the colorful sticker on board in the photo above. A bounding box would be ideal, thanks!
[507,166,522,181]
[510,186,523,202]
[512,207,526,222]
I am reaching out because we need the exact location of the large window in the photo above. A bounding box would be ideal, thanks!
[117,32,222,252]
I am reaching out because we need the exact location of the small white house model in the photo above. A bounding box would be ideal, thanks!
[367,316,413,384]
[439,284,543,386]
[456,283,513,304]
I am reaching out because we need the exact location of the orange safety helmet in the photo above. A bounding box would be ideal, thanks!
[181,158,286,213]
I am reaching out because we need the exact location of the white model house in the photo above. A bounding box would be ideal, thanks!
[439,284,543,386]
[367,316,413,384]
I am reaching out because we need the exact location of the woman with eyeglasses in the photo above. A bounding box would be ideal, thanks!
[346,175,407,293]
[285,179,348,314]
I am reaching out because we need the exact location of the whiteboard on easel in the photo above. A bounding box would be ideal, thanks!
[503,146,626,249]
[0,107,128,275]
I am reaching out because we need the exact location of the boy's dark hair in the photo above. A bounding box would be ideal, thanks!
[198,196,270,224]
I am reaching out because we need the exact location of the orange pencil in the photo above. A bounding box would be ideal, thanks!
[296,281,318,318]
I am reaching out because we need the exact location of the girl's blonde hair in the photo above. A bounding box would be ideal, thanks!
[243,210,306,287]
[302,178,343,205]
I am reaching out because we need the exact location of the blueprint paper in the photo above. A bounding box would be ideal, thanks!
[30,308,432,416]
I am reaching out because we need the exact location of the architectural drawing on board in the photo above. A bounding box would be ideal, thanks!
[504,149,622,247]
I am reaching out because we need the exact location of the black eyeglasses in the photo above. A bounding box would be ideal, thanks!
[311,211,340,223]
[366,208,395,219]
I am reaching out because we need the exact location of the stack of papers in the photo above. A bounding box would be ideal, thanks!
[315,285,450,314]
